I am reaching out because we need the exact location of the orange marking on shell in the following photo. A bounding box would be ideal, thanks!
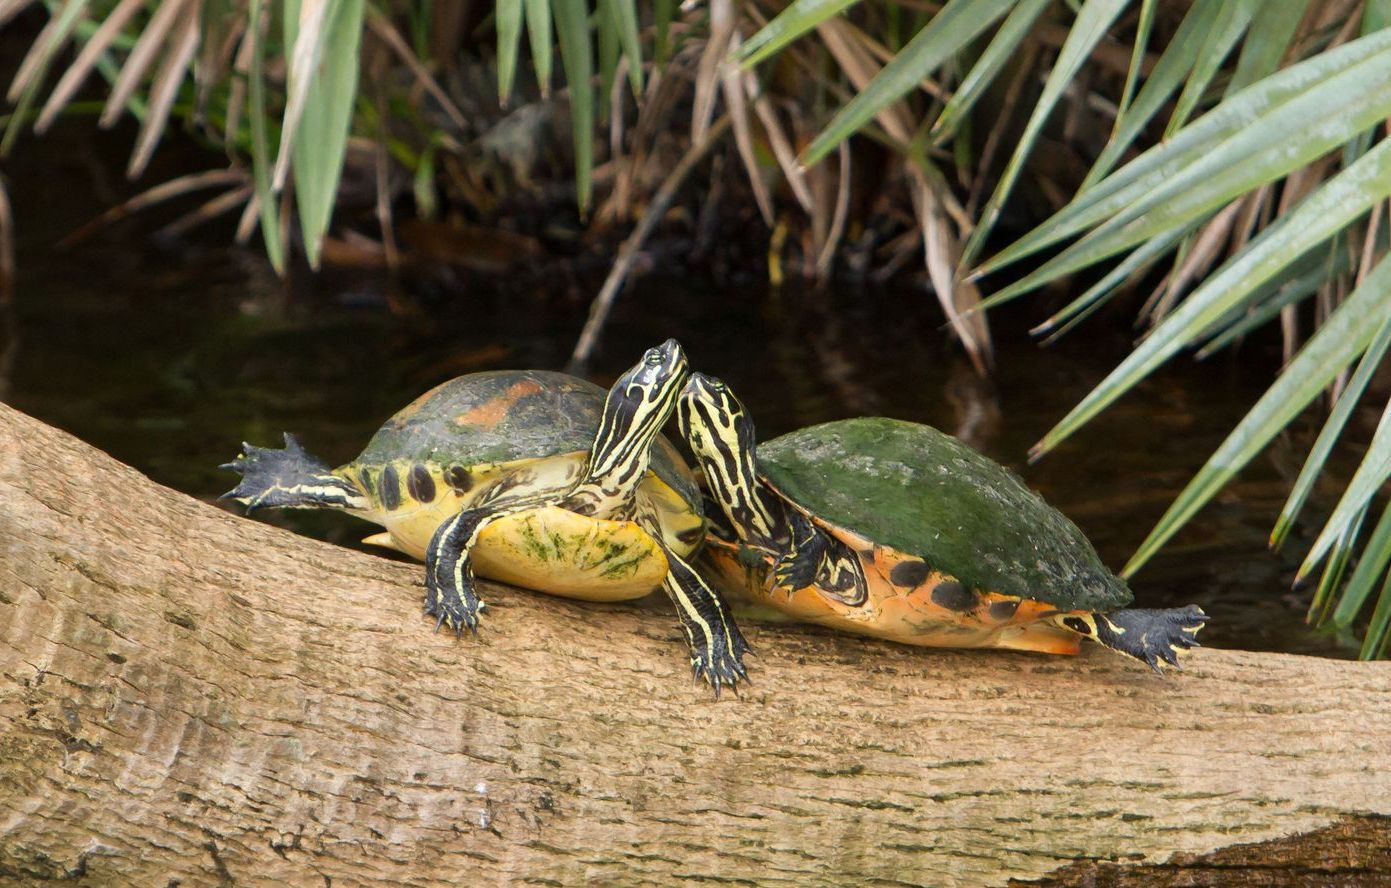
[453,380,544,430]
[703,525,1086,652]
[386,378,455,428]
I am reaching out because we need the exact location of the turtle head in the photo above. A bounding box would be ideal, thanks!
[617,338,689,405]
[677,372,756,468]
[220,433,367,512]
[677,373,782,547]
[603,338,688,438]
[578,340,690,500]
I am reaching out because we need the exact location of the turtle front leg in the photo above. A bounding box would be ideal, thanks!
[770,512,826,594]
[1057,604,1208,673]
[424,508,500,635]
[770,513,869,607]
[660,548,751,696]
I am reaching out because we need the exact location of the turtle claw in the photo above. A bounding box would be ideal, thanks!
[1089,605,1209,673]
[218,433,360,511]
[423,567,483,638]
[690,634,753,698]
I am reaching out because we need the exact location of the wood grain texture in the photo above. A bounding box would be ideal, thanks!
[2,401,1389,887]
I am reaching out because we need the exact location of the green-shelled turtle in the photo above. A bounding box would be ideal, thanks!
[678,373,1206,670]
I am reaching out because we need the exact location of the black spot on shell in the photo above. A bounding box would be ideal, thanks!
[1063,616,1092,636]
[889,559,930,588]
[445,465,473,494]
[930,581,977,612]
[408,464,436,503]
[988,599,1020,621]
[379,465,401,511]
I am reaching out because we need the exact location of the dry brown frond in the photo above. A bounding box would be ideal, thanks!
[815,141,852,279]
[722,32,774,225]
[692,0,735,143]
[59,168,247,248]
[0,177,13,308]
[100,0,191,128]
[746,70,812,212]
[7,0,78,104]
[365,7,470,135]
[128,3,202,179]
[34,0,145,134]
[156,184,255,240]
[0,0,38,30]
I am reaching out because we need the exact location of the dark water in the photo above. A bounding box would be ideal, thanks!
[1,128,1357,660]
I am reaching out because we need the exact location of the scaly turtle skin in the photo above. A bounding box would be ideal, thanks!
[221,342,749,691]
[678,374,1206,671]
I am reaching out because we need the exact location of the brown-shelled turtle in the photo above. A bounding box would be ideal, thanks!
[221,341,749,690]
[677,373,1207,670]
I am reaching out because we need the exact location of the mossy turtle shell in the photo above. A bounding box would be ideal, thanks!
[357,369,700,509]
[757,417,1131,612]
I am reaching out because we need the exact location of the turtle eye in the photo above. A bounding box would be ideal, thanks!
[644,349,663,366]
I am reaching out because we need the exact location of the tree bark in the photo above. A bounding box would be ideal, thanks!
[2,401,1389,887]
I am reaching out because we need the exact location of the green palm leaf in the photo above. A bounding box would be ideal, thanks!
[1270,310,1391,550]
[797,0,1017,168]
[288,0,365,270]
[1163,0,1262,137]
[552,0,593,215]
[524,0,554,96]
[497,0,524,105]
[1121,252,1391,577]
[960,0,1128,269]
[247,0,284,274]
[975,29,1391,281]
[1036,137,1391,463]
[736,0,862,68]
[932,0,1049,140]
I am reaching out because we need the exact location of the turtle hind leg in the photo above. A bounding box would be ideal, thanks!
[220,433,365,511]
[424,508,495,635]
[661,548,751,697]
[1059,605,1208,673]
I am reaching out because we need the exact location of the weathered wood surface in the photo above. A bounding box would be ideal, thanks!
[2,401,1390,887]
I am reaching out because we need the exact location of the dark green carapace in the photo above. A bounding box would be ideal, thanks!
[358,369,697,506]
[757,417,1131,612]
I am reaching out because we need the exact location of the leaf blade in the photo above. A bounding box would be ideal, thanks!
[799,0,1017,168]
[1039,137,1391,464]
[1122,253,1391,577]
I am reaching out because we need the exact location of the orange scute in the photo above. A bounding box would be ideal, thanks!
[453,380,544,430]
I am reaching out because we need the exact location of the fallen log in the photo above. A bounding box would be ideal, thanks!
[1,401,1389,887]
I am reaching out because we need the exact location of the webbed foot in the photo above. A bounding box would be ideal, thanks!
[663,548,752,697]
[424,509,493,637]
[770,513,825,595]
[691,628,753,698]
[771,549,819,596]
[1066,604,1208,673]
[425,566,483,636]
[219,433,362,511]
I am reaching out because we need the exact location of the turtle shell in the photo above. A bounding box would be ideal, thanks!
[356,369,699,508]
[756,417,1130,612]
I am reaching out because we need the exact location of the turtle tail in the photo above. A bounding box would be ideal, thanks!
[1057,604,1208,673]
[220,433,367,512]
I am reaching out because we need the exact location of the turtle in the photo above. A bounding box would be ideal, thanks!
[676,373,1207,671]
[221,340,749,690]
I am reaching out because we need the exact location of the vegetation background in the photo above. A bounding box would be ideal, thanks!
[4,0,1391,658]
